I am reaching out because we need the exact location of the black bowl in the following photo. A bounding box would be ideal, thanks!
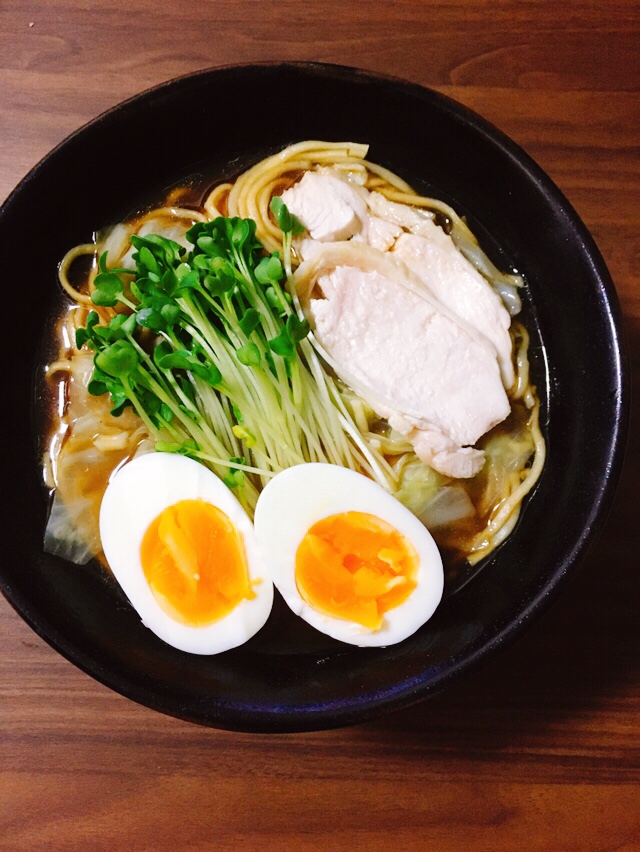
[0,62,628,732]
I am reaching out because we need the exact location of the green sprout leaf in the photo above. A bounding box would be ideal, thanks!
[135,307,166,332]
[95,339,139,378]
[91,272,125,307]
[232,425,256,448]
[286,313,310,343]
[238,309,261,337]
[255,254,284,286]
[267,329,295,358]
[236,342,261,367]
[223,457,246,490]
[159,403,174,423]
[269,196,305,236]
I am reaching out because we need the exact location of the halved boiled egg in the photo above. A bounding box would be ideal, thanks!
[99,453,273,654]
[253,463,444,646]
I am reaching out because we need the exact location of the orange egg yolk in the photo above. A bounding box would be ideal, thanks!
[295,511,418,630]
[140,499,255,626]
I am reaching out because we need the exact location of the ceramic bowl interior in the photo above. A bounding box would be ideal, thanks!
[0,63,627,732]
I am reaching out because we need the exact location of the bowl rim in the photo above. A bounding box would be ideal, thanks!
[0,60,630,732]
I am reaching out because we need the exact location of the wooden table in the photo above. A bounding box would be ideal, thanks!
[1,2,638,848]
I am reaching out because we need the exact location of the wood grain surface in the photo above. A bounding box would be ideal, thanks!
[1,1,639,849]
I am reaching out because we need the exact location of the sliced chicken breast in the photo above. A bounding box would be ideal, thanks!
[281,170,367,242]
[393,228,515,388]
[293,243,511,478]
[282,169,402,252]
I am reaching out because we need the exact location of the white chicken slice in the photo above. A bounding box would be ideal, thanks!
[353,215,402,252]
[282,170,403,252]
[281,170,368,242]
[283,178,513,390]
[367,191,437,235]
[293,242,510,478]
[404,427,485,479]
[393,228,515,389]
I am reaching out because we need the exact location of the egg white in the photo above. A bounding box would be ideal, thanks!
[253,463,444,647]
[99,452,273,654]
